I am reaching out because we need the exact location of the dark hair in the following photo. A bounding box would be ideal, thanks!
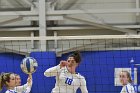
[0,72,14,90]
[15,74,20,77]
[68,51,81,64]
[121,71,132,83]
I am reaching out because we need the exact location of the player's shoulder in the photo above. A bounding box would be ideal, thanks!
[120,86,125,93]
[5,90,14,93]
[5,91,9,93]
[125,83,135,91]
[126,83,133,88]
[76,73,85,79]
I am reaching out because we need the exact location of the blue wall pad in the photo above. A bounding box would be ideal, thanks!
[1,51,140,93]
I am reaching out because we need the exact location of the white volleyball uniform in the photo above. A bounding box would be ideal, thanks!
[22,86,32,93]
[120,83,135,93]
[5,82,32,93]
[44,65,88,93]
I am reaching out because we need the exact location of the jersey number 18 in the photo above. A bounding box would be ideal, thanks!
[65,78,73,85]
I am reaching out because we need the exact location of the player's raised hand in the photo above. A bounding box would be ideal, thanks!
[27,73,32,86]
[60,60,68,68]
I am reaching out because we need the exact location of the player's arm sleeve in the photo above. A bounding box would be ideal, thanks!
[15,83,29,92]
[24,78,33,93]
[120,87,125,93]
[80,77,88,93]
[24,86,32,93]
[126,86,135,93]
[5,91,10,93]
[44,65,61,77]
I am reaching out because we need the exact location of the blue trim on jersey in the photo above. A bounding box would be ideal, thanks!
[133,85,137,92]
[8,90,17,93]
[126,86,129,93]
[126,83,136,93]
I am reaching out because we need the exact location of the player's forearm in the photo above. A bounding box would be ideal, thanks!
[15,83,28,92]
[24,86,31,93]
[44,65,61,77]
[80,86,88,93]
[80,78,88,93]
[81,88,88,93]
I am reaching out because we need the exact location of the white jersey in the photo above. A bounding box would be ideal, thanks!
[120,83,135,93]
[44,65,88,93]
[16,86,32,93]
[5,83,32,93]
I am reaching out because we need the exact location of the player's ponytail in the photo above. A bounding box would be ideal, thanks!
[0,72,13,91]
[69,51,81,64]
[0,73,2,91]
[126,71,133,83]
[0,73,5,91]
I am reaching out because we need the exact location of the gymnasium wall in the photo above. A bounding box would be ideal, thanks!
[57,51,140,93]
[30,52,56,93]
[0,50,140,93]
[0,53,26,93]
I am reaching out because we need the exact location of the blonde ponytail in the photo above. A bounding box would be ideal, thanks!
[0,73,4,91]
[0,72,14,91]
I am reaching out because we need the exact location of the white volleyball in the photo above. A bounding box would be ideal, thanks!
[20,57,38,74]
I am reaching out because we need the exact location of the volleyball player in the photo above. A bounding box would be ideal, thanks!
[119,71,135,93]
[0,72,32,93]
[15,74,32,93]
[44,51,88,93]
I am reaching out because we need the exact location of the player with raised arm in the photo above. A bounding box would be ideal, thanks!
[15,74,32,93]
[0,72,32,93]
[44,51,88,93]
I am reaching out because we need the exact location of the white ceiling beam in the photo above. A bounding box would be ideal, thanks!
[136,0,140,16]
[0,27,39,31]
[23,15,63,20]
[115,25,140,28]
[0,11,38,16]
[64,15,137,34]
[48,25,140,30]
[2,8,140,16]
[0,26,97,31]
[58,0,78,10]
[0,35,140,41]
[54,31,58,48]
[47,9,140,15]
[47,26,99,30]
[136,0,140,23]
[0,25,140,31]
[0,16,23,26]
[31,31,35,48]
[39,0,46,51]
[23,0,35,7]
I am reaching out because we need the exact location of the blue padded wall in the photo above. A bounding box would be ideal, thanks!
[30,52,56,93]
[0,53,25,93]
[0,53,25,73]
[1,51,140,93]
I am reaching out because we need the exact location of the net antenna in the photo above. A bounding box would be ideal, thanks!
[130,57,134,83]
[130,57,140,92]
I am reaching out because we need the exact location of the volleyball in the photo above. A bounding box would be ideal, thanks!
[20,57,38,74]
